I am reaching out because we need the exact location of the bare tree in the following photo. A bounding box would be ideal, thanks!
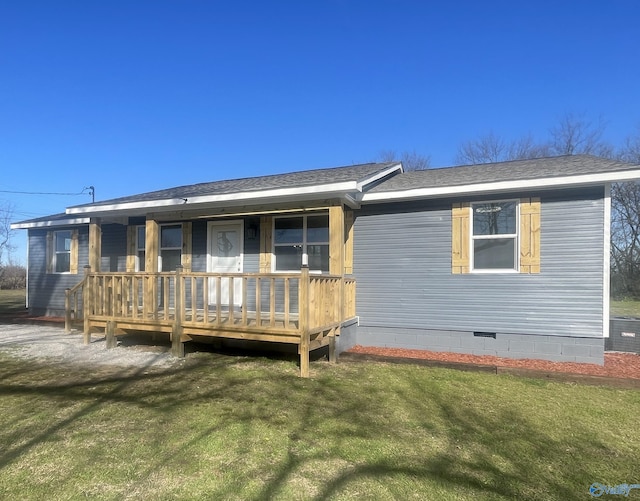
[611,182,640,298]
[379,149,431,171]
[610,126,640,298]
[618,126,640,164]
[455,132,549,165]
[547,112,613,156]
[0,202,15,266]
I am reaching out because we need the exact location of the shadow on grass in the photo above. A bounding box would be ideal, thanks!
[0,350,626,499]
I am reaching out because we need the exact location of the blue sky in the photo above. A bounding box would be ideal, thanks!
[2,1,640,263]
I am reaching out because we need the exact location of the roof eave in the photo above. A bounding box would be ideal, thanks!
[65,181,363,217]
[361,170,640,203]
[11,217,92,230]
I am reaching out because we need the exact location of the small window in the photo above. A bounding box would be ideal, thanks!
[54,230,72,273]
[160,224,182,272]
[471,201,518,271]
[136,226,146,271]
[274,214,329,272]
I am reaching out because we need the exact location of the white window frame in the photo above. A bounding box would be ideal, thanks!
[272,213,329,273]
[470,199,520,273]
[52,230,72,274]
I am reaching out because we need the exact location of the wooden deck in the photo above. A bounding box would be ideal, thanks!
[65,266,356,376]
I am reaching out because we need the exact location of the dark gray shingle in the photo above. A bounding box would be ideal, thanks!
[368,155,640,193]
[70,162,398,209]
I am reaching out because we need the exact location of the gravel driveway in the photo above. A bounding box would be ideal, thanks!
[0,323,183,369]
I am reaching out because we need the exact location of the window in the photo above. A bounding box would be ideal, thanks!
[47,229,78,274]
[471,200,518,271]
[135,226,146,271]
[160,224,182,272]
[54,230,72,273]
[274,214,329,272]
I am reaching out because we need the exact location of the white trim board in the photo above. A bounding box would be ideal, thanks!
[361,169,640,203]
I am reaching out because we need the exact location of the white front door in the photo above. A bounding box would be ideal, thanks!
[207,221,244,306]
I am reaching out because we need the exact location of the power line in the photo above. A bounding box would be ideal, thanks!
[0,189,89,196]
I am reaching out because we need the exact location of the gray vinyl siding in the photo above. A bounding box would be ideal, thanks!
[101,224,127,272]
[353,187,605,339]
[27,227,89,315]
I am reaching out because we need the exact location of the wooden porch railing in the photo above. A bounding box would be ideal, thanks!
[65,266,356,376]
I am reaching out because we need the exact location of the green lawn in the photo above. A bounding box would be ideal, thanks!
[611,299,640,318]
[0,289,27,315]
[0,350,638,500]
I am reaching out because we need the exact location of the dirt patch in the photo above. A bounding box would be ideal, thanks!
[0,323,185,369]
[347,345,640,381]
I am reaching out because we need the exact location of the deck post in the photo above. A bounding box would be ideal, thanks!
[105,320,117,349]
[64,288,71,333]
[299,265,310,377]
[83,266,92,345]
[172,265,185,357]
[328,328,337,363]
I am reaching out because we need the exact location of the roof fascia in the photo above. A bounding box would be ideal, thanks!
[11,217,91,230]
[355,163,403,191]
[361,169,640,203]
[66,180,360,216]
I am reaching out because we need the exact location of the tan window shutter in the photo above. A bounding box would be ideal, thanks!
[182,222,192,271]
[259,216,272,273]
[520,198,541,273]
[452,202,470,274]
[46,231,54,274]
[344,209,354,275]
[70,229,79,274]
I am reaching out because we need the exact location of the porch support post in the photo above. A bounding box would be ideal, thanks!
[172,265,185,357]
[83,266,92,344]
[299,265,310,377]
[145,218,159,318]
[329,204,345,275]
[329,204,346,341]
[89,218,102,272]
[105,320,117,349]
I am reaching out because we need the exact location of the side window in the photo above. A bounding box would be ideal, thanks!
[136,226,146,271]
[54,230,72,273]
[471,201,518,271]
[47,229,77,274]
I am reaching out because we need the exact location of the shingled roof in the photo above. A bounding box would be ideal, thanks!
[362,155,640,202]
[68,162,400,210]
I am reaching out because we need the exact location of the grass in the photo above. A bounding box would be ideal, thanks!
[0,349,638,500]
[1,289,639,499]
[0,289,27,315]
[611,299,640,318]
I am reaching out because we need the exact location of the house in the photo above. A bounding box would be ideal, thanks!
[11,155,640,375]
